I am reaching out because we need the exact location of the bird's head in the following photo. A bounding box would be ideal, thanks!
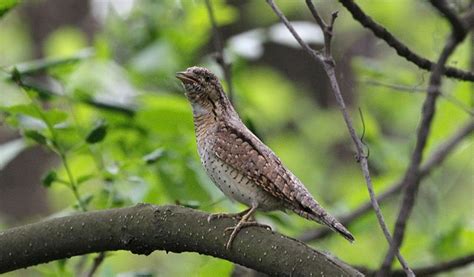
[176,66,231,117]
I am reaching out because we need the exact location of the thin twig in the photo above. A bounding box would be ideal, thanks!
[267,0,413,275]
[430,0,468,41]
[356,253,474,276]
[3,48,94,77]
[398,253,474,277]
[204,0,234,103]
[84,252,106,277]
[379,1,473,274]
[360,79,474,116]
[298,120,473,242]
[11,71,87,212]
[13,71,110,275]
[338,0,474,82]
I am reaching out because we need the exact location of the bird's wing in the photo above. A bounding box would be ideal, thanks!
[213,120,310,209]
[213,120,355,242]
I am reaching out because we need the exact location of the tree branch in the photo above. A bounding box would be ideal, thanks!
[3,48,94,77]
[267,0,413,275]
[379,2,473,275]
[360,79,474,116]
[298,119,474,242]
[338,0,474,82]
[430,0,468,41]
[356,253,474,276]
[0,204,362,276]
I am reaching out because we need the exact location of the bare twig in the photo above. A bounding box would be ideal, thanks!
[361,79,425,92]
[379,2,473,275]
[397,253,474,277]
[430,0,468,41]
[299,120,473,242]
[356,253,474,276]
[84,252,106,277]
[3,48,94,77]
[266,0,413,275]
[360,79,474,116]
[204,0,234,103]
[338,0,474,82]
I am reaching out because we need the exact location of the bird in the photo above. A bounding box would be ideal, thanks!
[176,66,354,249]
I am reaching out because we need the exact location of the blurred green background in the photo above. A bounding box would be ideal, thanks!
[0,0,472,276]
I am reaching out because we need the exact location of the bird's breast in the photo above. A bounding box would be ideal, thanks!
[199,147,282,211]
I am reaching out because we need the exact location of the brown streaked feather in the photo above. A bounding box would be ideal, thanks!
[178,66,354,243]
[213,120,354,242]
[214,120,312,209]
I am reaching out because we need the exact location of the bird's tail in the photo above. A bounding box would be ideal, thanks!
[294,206,354,243]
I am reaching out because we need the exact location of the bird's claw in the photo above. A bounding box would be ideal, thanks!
[207,209,250,223]
[207,212,241,223]
[224,222,271,232]
[224,222,272,250]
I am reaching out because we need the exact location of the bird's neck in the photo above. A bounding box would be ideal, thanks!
[192,95,238,139]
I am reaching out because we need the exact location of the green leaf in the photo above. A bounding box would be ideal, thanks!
[86,119,108,144]
[431,221,465,259]
[44,109,68,126]
[77,174,94,185]
[3,105,68,127]
[10,67,21,83]
[4,104,40,118]
[0,0,18,18]
[24,130,47,145]
[143,148,165,164]
[42,170,57,187]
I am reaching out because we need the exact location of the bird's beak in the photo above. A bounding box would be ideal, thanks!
[176,71,199,84]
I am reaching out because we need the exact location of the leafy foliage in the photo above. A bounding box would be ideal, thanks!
[0,0,472,276]
[0,0,18,18]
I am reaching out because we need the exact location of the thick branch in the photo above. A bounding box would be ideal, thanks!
[0,204,362,276]
[379,2,472,274]
[299,120,474,242]
[338,0,474,82]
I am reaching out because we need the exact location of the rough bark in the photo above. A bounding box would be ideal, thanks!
[0,204,362,276]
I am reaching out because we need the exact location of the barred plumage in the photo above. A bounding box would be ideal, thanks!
[176,66,354,248]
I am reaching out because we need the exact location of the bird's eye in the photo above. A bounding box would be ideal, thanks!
[204,76,211,82]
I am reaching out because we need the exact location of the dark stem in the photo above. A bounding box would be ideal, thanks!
[84,252,106,277]
[378,2,472,274]
[360,79,473,116]
[337,0,474,82]
[298,120,473,242]
[356,253,474,276]
[266,0,414,275]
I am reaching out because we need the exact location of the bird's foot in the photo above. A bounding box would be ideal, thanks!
[224,221,272,250]
[207,208,250,223]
